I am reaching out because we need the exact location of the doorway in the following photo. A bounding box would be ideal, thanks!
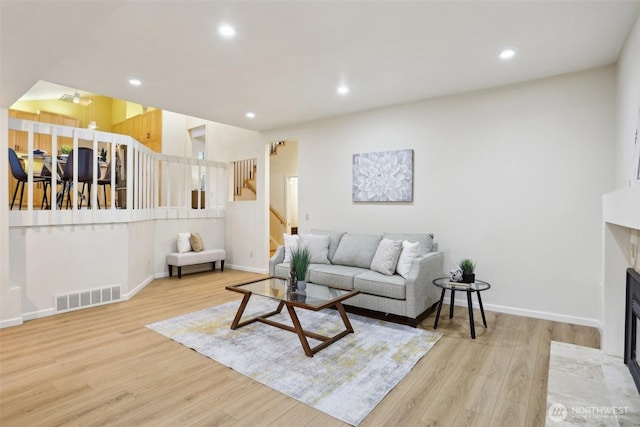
[269,140,298,256]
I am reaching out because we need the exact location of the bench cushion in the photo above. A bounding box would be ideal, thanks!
[166,249,225,267]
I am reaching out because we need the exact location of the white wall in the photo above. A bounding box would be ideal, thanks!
[208,122,268,273]
[10,223,129,319]
[264,67,616,326]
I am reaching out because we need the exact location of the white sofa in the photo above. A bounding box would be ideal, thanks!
[269,230,444,327]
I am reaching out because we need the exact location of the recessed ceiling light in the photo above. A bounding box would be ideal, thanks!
[218,24,236,39]
[128,77,142,86]
[337,85,350,95]
[246,111,256,119]
[498,48,516,60]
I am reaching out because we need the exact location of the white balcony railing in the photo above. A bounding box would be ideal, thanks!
[7,118,227,227]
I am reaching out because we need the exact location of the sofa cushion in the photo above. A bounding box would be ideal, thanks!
[370,238,402,276]
[311,229,345,262]
[354,270,406,300]
[396,240,421,279]
[383,232,434,255]
[332,233,382,269]
[309,265,369,290]
[274,262,291,279]
[299,234,330,264]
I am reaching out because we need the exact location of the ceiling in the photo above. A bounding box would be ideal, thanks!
[1,1,639,132]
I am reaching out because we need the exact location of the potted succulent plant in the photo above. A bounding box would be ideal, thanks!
[291,246,310,290]
[459,258,476,283]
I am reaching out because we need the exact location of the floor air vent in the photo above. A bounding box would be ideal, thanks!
[56,286,122,313]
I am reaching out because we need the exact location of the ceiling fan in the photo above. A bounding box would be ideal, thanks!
[59,90,92,106]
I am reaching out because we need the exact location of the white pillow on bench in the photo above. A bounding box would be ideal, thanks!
[177,232,192,253]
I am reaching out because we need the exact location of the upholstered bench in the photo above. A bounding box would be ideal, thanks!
[166,249,226,278]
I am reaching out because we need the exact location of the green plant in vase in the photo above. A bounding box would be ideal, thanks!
[60,145,72,155]
[291,246,310,290]
[459,258,476,283]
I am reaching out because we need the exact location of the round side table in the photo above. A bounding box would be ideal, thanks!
[432,277,491,339]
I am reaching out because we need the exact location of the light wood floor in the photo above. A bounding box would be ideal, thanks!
[0,270,600,426]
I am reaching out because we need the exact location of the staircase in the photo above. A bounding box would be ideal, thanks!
[233,159,257,201]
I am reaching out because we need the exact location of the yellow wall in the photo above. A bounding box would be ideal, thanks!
[112,100,156,123]
[10,96,114,130]
[111,99,127,124]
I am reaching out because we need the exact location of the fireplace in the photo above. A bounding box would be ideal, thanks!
[624,268,640,394]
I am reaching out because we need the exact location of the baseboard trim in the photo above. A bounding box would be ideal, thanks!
[0,316,23,328]
[154,271,170,279]
[226,264,269,274]
[22,308,55,322]
[123,274,155,300]
[445,296,600,328]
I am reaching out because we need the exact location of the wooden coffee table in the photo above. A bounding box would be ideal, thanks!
[225,277,360,357]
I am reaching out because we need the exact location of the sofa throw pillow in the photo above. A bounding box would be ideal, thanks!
[383,232,434,255]
[299,234,330,264]
[283,233,299,263]
[311,229,346,262]
[371,239,403,276]
[190,233,204,252]
[332,234,383,269]
[177,232,192,253]
[396,240,420,278]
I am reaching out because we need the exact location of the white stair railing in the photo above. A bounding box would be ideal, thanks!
[7,118,227,226]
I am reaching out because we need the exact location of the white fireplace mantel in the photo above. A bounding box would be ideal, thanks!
[602,185,640,356]
[603,185,640,231]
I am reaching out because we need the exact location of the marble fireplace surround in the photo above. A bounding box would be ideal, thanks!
[602,185,640,357]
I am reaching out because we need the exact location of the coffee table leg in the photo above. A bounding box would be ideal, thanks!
[335,302,354,333]
[467,291,476,339]
[286,304,314,357]
[231,293,251,329]
[477,291,487,327]
[449,289,456,318]
[434,288,446,329]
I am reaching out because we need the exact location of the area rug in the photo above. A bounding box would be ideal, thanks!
[146,296,442,426]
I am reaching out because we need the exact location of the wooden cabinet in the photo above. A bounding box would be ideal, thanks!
[111,121,123,135]
[123,114,140,141]
[111,109,162,153]
[140,109,161,141]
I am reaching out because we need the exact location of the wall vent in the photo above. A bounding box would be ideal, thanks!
[55,285,122,313]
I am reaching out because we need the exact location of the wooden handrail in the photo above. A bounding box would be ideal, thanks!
[270,206,286,226]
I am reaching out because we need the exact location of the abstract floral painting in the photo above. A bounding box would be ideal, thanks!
[352,149,413,202]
